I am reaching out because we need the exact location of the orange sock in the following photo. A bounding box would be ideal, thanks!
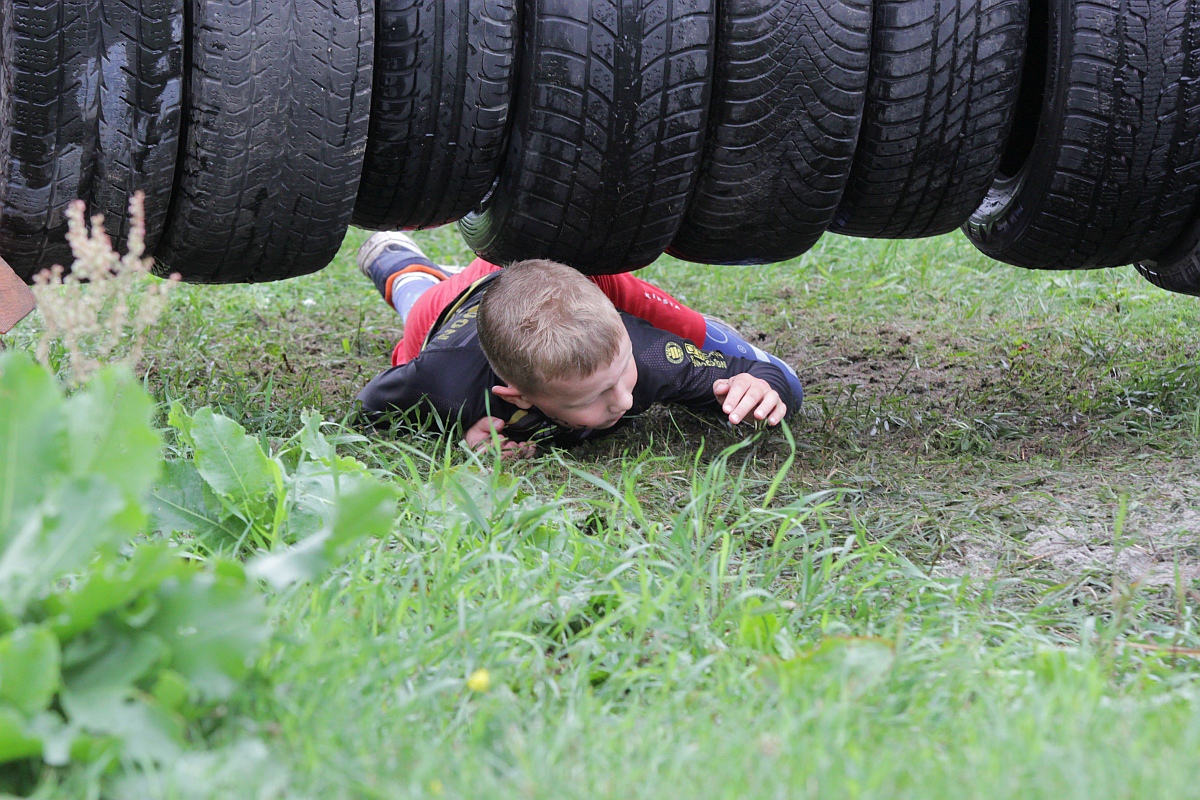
[383,263,447,305]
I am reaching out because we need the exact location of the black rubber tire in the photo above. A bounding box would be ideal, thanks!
[831,0,1027,239]
[459,0,715,275]
[667,0,872,266]
[353,0,517,232]
[155,0,373,283]
[90,0,184,251]
[1135,214,1200,297]
[964,0,1200,270]
[0,0,100,281]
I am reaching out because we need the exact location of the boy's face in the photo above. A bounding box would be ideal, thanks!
[496,330,638,430]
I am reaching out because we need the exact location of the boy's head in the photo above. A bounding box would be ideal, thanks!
[479,259,637,429]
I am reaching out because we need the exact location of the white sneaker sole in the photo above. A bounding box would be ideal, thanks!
[356,231,429,276]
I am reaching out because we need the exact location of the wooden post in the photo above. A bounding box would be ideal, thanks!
[0,257,35,333]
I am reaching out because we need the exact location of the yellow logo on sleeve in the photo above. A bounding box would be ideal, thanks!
[684,342,726,368]
[664,341,685,364]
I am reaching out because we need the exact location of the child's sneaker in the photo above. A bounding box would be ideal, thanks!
[356,232,436,295]
[355,231,424,272]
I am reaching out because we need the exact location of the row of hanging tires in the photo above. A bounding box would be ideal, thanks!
[2,0,1200,295]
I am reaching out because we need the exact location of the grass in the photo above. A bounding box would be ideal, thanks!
[9,227,1200,797]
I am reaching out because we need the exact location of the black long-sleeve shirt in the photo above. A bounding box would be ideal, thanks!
[357,291,798,447]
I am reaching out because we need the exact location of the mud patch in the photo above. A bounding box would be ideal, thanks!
[934,536,1005,580]
[932,468,1200,588]
[1026,509,1200,586]
[800,325,987,405]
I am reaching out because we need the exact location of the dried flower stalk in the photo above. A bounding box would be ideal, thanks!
[32,192,177,384]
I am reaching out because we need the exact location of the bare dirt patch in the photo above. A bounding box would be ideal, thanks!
[1026,517,1200,586]
[932,460,1200,591]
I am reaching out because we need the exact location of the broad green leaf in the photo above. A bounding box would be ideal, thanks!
[298,410,335,463]
[143,564,268,701]
[736,598,782,654]
[24,711,75,766]
[63,691,181,762]
[44,545,184,641]
[111,738,286,800]
[64,366,162,499]
[0,353,67,547]
[61,628,167,700]
[0,477,141,613]
[61,627,182,761]
[285,461,341,539]
[187,408,277,510]
[245,536,326,590]
[148,460,244,545]
[167,401,194,449]
[0,626,60,716]
[321,477,397,548]
[0,705,42,764]
[298,412,373,477]
[248,480,396,588]
[151,670,190,713]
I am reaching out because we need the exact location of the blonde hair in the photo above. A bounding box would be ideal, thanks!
[478,259,625,393]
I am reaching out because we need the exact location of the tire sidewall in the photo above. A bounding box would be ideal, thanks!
[966,0,1066,260]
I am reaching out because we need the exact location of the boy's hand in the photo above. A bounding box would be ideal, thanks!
[713,375,786,426]
[463,416,537,459]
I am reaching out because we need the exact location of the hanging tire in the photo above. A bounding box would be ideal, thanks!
[155,0,373,283]
[0,0,99,281]
[965,0,1200,270]
[831,0,1027,239]
[459,0,715,275]
[1135,214,1200,297]
[90,0,184,252]
[353,0,517,232]
[667,0,871,266]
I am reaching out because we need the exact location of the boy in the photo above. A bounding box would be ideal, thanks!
[355,233,803,454]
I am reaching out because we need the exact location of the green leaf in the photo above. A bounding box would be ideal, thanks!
[63,691,181,763]
[24,711,76,766]
[0,477,142,614]
[167,401,194,449]
[111,738,286,800]
[148,460,245,544]
[327,479,396,551]
[64,366,162,500]
[60,625,183,762]
[298,410,335,463]
[0,706,42,764]
[0,353,67,548]
[736,598,782,654]
[187,408,277,510]
[297,411,374,477]
[61,627,167,702]
[248,480,396,588]
[284,461,341,539]
[43,545,184,641]
[151,670,190,713]
[142,564,268,701]
[0,626,60,716]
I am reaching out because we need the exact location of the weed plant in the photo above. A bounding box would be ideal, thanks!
[30,194,174,385]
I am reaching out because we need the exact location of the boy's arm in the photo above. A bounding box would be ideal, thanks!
[591,272,708,346]
[627,316,798,418]
[357,347,545,455]
[356,347,491,429]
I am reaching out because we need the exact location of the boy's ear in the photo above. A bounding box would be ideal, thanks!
[492,383,534,409]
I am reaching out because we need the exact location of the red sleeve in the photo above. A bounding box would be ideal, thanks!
[590,272,707,346]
